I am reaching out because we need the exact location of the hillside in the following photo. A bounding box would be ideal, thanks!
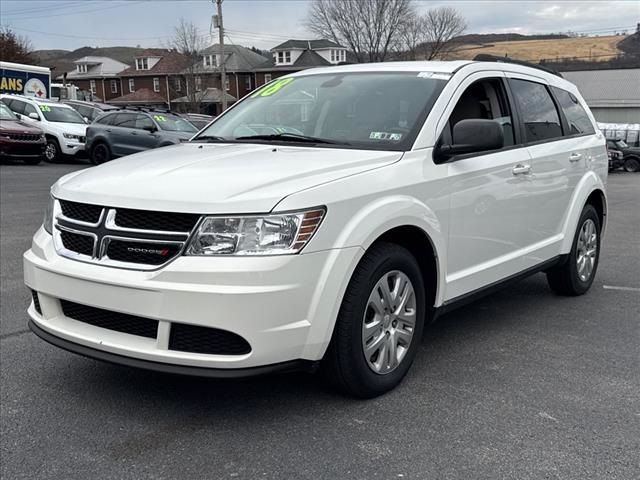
[450,35,625,62]
[32,46,145,74]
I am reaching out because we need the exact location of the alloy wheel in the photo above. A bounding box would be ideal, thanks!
[361,270,416,375]
[576,218,597,282]
[45,142,57,161]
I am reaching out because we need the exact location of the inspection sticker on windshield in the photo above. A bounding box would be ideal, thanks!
[370,132,402,141]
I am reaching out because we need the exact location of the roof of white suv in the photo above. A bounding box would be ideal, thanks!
[0,94,75,107]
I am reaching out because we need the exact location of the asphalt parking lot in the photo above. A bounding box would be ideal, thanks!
[1,161,638,480]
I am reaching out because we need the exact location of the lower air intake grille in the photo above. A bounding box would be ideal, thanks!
[60,230,94,256]
[31,290,42,315]
[61,300,158,339]
[169,323,251,355]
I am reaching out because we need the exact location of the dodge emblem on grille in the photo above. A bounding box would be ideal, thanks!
[127,247,170,256]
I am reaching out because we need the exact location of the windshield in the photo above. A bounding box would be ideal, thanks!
[153,114,197,133]
[39,105,86,124]
[0,104,17,120]
[194,72,447,150]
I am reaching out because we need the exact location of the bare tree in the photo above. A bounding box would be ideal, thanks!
[307,0,414,62]
[0,26,34,63]
[421,7,467,60]
[168,18,206,112]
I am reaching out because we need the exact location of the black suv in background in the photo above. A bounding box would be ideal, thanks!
[606,138,640,172]
[86,109,198,164]
[63,100,119,122]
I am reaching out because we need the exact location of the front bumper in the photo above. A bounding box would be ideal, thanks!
[24,227,362,372]
[59,140,85,156]
[0,139,46,158]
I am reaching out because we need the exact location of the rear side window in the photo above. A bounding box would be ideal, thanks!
[112,113,137,128]
[95,113,115,125]
[552,87,595,136]
[510,79,563,143]
[8,99,26,114]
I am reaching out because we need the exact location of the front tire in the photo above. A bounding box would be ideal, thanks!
[323,242,426,398]
[547,204,601,296]
[624,157,640,173]
[44,138,61,163]
[90,142,111,165]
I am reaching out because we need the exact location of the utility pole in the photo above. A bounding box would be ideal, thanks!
[216,0,227,112]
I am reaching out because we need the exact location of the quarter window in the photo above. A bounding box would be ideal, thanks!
[135,114,154,130]
[510,79,563,143]
[552,87,595,136]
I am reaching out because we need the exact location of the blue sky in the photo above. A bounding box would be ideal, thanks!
[1,0,638,51]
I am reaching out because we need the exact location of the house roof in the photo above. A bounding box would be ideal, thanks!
[562,69,640,108]
[254,49,332,72]
[171,87,236,104]
[272,39,344,50]
[195,44,270,72]
[107,88,167,104]
[61,56,130,80]
[120,50,190,77]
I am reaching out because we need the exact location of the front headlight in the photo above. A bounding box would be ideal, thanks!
[186,208,325,256]
[63,133,82,140]
[43,196,54,234]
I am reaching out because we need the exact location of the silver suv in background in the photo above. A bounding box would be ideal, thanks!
[86,109,198,164]
[62,100,119,123]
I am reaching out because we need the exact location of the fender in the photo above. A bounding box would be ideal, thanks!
[559,170,607,253]
[300,195,447,360]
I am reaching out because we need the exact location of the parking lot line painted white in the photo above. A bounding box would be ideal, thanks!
[603,285,640,292]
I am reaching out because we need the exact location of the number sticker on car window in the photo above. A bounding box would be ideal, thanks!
[153,115,166,122]
[251,78,294,98]
[39,105,51,112]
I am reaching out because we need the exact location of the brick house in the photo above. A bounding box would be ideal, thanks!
[59,56,130,101]
[111,49,190,107]
[253,39,348,87]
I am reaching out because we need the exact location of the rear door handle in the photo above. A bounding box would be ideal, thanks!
[569,153,582,162]
[512,164,531,175]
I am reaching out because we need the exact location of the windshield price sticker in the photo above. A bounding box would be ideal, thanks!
[251,78,294,98]
[39,105,51,112]
[153,115,167,122]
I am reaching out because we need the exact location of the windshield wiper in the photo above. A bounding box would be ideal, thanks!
[235,133,348,145]
[191,135,228,142]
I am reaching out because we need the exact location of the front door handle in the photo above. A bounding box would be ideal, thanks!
[512,164,531,175]
[569,152,582,162]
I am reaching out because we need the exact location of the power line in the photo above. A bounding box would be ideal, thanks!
[1,1,88,16]
[2,1,148,21]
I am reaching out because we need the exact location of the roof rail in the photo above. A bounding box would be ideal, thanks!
[473,54,563,78]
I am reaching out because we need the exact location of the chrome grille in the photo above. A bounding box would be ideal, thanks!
[53,200,200,270]
[8,133,42,142]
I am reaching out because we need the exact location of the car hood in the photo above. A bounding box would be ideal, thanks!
[53,143,402,213]
[0,119,43,134]
[47,122,88,136]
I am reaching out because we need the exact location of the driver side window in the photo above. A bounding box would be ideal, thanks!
[442,78,515,148]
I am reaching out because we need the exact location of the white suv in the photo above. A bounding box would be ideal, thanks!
[24,60,607,397]
[0,95,87,162]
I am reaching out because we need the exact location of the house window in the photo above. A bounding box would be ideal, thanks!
[225,77,230,91]
[203,55,217,67]
[89,80,96,94]
[264,73,272,84]
[276,51,291,64]
[195,76,202,91]
[245,75,252,90]
[331,50,344,63]
[153,77,160,92]
[129,78,135,93]
[136,58,149,70]
[111,80,118,93]
[77,64,87,73]
[174,77,181,92]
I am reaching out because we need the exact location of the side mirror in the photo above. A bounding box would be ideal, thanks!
[436,119,504,162]
[143,125,157,133]
[14,113,21,120]
[28,112,40,120]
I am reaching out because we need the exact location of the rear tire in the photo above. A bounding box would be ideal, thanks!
[91,142,111,165]
[44,138,61,163]
[547,204,600,296]
[624,157,639,173]
[323,242,426,398]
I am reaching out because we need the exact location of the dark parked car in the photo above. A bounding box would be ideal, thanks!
[606,138,640,172]
[0,103,45,164]
[86,109,198,164]
[62,100,119,123]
